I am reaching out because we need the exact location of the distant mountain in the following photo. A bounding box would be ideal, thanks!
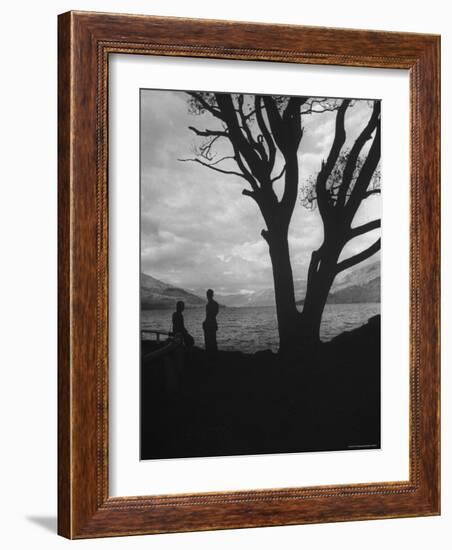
[326,276,380,304]
[141,273,205,310]
[330,261,380,294]
[295,261,380,305]
[142,260,380,310]
[218,279,306,308]
[218,288,276,308]
[218,261,380,307]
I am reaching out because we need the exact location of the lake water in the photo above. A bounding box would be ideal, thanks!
[141,303,380,353]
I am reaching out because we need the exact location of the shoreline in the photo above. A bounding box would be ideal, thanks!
[142,301,381,311]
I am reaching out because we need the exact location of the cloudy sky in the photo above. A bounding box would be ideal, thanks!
[140,89,380,296]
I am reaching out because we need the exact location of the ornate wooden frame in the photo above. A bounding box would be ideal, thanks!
[58,11,440,538]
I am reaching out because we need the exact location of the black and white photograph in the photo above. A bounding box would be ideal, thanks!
[1,0,445,545]
[140,88,381,460]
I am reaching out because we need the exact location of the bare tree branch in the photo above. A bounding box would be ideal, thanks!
[300,105,340,114]
[187,92,224,120]
[336,238,381,273]
[315,99,350,221]
[262,96,285,151]
[363,188,381,199]
[283,96,307,124]
[282,97,305,158]
[197,134,223,161]
[271,165,286,184]
[346,123,381,219]
[255,95,276,172]
[337,101,380,208]
[199,155,236,167]
[237,95,267,161]
[242,188,257,199]
[300,97,342,115]
[229,141,260,191]
[348,219,381,239]
[188,126,228,137]
[178,157,246,179]
[215,93,268,184]
[318,100,350,184]
[235,108,256,120]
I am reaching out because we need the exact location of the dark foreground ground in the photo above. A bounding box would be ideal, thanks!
[140,315,380,460]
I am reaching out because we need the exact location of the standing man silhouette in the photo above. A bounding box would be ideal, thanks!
[203,289,219,358]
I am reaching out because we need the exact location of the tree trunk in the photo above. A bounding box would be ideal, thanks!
[300,242,341,346]
[266,227,302,355]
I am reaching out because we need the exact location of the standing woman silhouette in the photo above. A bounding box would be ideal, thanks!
[172,301,194,347]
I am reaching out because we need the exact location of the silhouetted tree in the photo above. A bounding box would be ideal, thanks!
[299,99,381,343]
[182,93,380,353]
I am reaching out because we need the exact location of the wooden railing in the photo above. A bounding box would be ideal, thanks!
[141,329,173,342]
[141,329,180,362]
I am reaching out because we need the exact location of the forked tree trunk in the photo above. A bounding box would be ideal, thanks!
[264,226,302,355]
[300,241,342,346]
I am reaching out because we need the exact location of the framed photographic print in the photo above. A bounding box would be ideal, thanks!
[58,11,440,538]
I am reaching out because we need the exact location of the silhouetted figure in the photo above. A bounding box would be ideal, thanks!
[203,289,219,358]
[172,301,194,348]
